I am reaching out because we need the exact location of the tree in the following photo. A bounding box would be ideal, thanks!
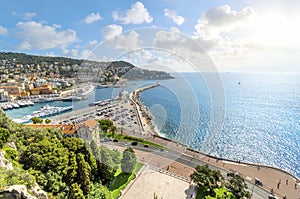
[121,148,137,174]
[97,119,116,135]
[65,152,78,185]
[20,138,69,174]
[98,146,119,184]
[98,119,113,133]
[44,170,67,195]
[69,183,84,199]
[45,118,51,124]
[110,125,116,138]
[32,117,43,124]
[190,165,224,193]
[225,173,250,199]
[88,183,113,199]
[0,127,9,149]
[77,153,91,195]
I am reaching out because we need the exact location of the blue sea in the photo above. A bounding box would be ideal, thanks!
[139,73,300,178]
[5,73,300,178]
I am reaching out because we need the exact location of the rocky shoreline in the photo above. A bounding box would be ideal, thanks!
[130,83,160,136]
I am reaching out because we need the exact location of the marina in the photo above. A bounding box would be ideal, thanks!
[0,100,34,110]
[12,104,73,124]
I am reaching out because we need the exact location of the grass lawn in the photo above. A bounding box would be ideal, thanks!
[102,132,163,148]
[109,162,143,199]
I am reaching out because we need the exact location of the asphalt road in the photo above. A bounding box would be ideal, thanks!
[104,140,271,199]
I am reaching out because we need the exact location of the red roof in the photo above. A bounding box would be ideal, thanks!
[25,124,77,135]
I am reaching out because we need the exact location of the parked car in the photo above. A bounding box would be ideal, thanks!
[255,178,263,186]
[131,141,138,146]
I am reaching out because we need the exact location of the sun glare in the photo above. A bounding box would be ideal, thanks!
[251,11,300,49]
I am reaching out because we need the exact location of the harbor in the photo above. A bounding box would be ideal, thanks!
[0,100,34,110]
[3,81,300,199]
[12,104,73,124]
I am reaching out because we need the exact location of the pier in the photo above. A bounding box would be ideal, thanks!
[130,83,160,134]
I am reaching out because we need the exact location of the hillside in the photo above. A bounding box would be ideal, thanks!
[0,109,138,198]
[0,52,173,81]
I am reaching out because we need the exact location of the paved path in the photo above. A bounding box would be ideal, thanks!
[105,142,271,199]
[121,166,191,199]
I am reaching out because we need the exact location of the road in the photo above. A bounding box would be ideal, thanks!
[104,140,271,199]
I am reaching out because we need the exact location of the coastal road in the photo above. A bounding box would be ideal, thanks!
[104,141,271,199]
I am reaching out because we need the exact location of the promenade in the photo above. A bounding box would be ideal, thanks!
[129,84,300,199]
[51,84,300,198]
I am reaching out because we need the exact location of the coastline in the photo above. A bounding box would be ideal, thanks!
[131,84,300,199]
[130,83,160,136]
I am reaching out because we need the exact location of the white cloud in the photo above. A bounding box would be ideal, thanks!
[192,4,260,59]
[16,21,77,50]
[84,40,98,48]
[62,48,78,58]
[112,2,153,24]
[0,25,8,35]
[195,4,256,40]
[84,13,103,24]
[164,9,185,25]
[105,31,142,51]
[191,4,300,72]
[153,27,207,54]
[12,12,37,20]
[101,24,123,40]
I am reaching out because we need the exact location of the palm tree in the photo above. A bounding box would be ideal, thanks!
[110,125,117,138]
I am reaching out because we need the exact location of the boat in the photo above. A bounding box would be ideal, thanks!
[6,103,13,109]
[76,85,95,97]
[17,101,27,107]
[89,99,112,106]
[26,100,35,106]
[14,105,73,124]
[33,96,54,103]
[12,103,20,108]
[96,84,108,89]
[1,104,8,110]
[62,96,87,101]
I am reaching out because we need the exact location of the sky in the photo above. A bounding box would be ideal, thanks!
[0,0,300,72]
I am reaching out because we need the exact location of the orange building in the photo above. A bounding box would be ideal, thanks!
[30,84,57,95]
[0,85,21,97]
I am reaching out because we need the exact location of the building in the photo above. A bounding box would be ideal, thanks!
[0,89,9,102]
[30,84,57,95]
[25,119,100,144]
[76,119,100,143]
[25,123,78,135]
[0,86,21,98]
[34,79,47,87]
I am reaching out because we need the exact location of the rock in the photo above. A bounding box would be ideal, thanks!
[5,142,17,150]
[0,150,13,170]
[32,184,48,199]
[0,184,48,199]
[0,185,37,199]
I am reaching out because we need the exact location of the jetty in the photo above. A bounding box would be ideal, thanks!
[130,83,160,134]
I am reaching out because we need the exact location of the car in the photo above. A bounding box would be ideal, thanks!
[268,195,278,199]
[113,139,119,142]
[131,141,138,146]
[144,144,149,148]
[255,178,263,186]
